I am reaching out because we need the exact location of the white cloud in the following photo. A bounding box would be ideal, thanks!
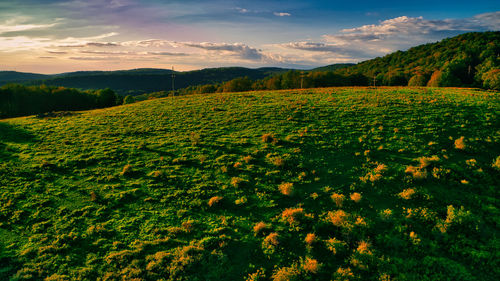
[122,39,173,48]
[0,18,60,35]
[236,7,249,14]
[273,12,291,17]
[181,42,270,61]
[473,11,500,30]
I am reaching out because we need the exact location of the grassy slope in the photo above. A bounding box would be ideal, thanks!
[0,87,499,280]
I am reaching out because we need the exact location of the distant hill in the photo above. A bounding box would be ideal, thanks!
[311,63,355,72]
[0,67,292,95]
[0,71,50,84]
[335,31,500,88]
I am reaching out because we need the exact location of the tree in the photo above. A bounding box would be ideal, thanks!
[123,95,136,105]
[481,69,500,90]
[384,70,408,86]
[95,88,117,108]
[408,74,428,86]
[222,77,252,92]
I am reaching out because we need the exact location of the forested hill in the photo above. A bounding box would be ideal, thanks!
[311,63,355,72]
[335,31,500,88]
[0,71,50,84]
[0,67,291,95]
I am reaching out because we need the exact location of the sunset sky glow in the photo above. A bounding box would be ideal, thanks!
[0,0,498,73]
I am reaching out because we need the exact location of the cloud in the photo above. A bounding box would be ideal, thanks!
[281,42,365,57]
[122,39,173,48]
[181,42,268,61]
[69,56,121,61]
[0,18,60,35]
[86,42,120,47]
[236,7,249,14]
[47,50,68,54]
[473,11,500,30]
[78,50,189,57]
[145,51,189,56]
[273,12,291,17]
[58,41,120,47]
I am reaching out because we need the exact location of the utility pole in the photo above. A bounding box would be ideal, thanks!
[300,71,304,89]
[171,66,175,92]
[373,75,376,87]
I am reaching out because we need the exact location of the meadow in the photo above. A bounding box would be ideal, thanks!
[0,87,499,280]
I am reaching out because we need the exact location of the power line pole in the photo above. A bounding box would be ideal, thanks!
[171,66,175,92]
[300,71,304,89]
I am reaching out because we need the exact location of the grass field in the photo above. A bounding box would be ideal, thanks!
[0,87,499,280]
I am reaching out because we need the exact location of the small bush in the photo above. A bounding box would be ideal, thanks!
[243,155,253,163]
[281,208,305,225]
[264,232,280,246]
[230,177,246,187]
[271,265,300,281]
[262,133,278,144]
[334,267,355,280]
[263,232,280,254]
[302,258,321,274]
[208,196,223,207]
[356,240,373,255]
[331,193,345,207]
[454,136,466,150]
[350,192,362,203]
[419,155,440,168]
[491,156,500,171]
[120,164,133,176]
[405,165,428,180]
[246,269,266,281]
[398,188,416,200]
[325,238,347,254]
[305,233,317,246]
[327,210,349,227]
[279,182,294,196]
[253,222,270,236]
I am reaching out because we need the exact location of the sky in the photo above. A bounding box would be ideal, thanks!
[0,0,498,74]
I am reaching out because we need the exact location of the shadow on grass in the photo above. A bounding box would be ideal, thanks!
[0,122,36,160]
[0,122,35,143]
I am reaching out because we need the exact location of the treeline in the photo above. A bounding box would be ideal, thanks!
[176,71,368,95]
[134,71,368,100]
[0,84,120,118]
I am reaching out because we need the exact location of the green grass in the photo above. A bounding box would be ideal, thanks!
[0,87,499,281]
